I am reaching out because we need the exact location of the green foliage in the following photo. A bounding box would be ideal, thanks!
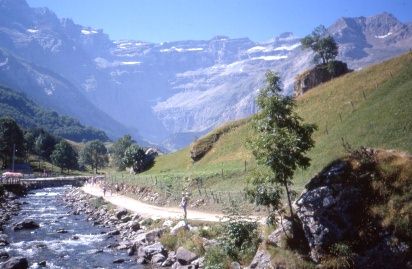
[110,135,134,170]
[219,201,260,264]
[247,71,316,216]
[51,140,78,172]
[0,117,25,168]
[34,129,59,161]
[0,86,108,142]
[204,246,230,269]
[301,25,338,64]
[122,144,147,173]
[79,140,108,173]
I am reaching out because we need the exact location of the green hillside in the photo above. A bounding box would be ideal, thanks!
[110,52,412,200]
[0,85,109,142]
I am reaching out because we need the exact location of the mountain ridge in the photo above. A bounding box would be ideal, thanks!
[0,0,411,150]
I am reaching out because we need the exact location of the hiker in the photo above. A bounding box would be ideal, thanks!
[103,186,107,197]
[180,192,189,221]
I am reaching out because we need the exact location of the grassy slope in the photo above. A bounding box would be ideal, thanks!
[114,52,412,194]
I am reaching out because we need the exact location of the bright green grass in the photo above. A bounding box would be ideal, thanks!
[108,52,412,196]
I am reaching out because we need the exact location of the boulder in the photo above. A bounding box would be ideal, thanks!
[171,220,189,235]
[249,249,273,269]
[115,208,128,220]
[135,228,163,244]
[13,219,40,231]
[138,242,166,260]
[151,253,166,264]
[120,215,132,223]
[0,251,9,261]
[231,261,241,269]
[0,256,29,269]
[130,221,140,232]
[0,234,9,246]
[294,61,351,96]
[176,247,197,265]
[107,229,120,236]
[267,218,292,247]
[295,161,362,261]
[112,258,125,264]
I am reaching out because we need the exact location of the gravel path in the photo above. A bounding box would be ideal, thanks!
[82,184,225,222]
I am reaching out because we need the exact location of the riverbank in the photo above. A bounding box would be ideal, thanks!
[64,187,214,268]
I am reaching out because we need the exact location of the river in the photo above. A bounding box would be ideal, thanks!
[2,186,144,269]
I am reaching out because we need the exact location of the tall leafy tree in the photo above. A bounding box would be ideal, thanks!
[301,25,338,64]
[122,144,147,173]
[80,140,108,173]
[34,129,59,162]
[0,117,25,169]
[51,140,78,173]
[110,135,134,170]
[246,71,317,217]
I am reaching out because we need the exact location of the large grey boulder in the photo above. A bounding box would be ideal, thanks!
[0,256,29,269]
[13,219,40,231]
[115,208,128,220]
[138,242,166,260]
[249,249,273,269]
[176,247,197,265]
[135,228,164,244]
[295,161,361,261]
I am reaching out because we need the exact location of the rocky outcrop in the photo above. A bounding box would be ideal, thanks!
[13,219,40,231]
[294,61,351,95]
[0,256,29,269]
[293,150,412,268]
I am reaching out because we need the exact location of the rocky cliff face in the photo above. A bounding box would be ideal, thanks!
[0,0,411,149]
[294,61,351,95]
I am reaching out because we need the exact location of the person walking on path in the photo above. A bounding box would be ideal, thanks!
[103,186,107,197]
[180,192,189,223]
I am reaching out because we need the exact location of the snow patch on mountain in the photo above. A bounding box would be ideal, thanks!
[273,43,301,51]
[81,29,98,35]
[375,32,392,39]
[160,47,204,53]
[252,55,288,61]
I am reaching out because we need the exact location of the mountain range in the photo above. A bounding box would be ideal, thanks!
[0,0,411,150]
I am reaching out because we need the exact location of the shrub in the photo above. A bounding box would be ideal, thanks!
[160,232,178,251]
[204,246,230,269]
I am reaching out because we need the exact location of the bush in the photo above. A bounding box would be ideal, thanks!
[220,201,260,264]
[160,232,178,251]
[204,246,230,269]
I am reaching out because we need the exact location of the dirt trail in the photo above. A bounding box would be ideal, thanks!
[82,184,225,222]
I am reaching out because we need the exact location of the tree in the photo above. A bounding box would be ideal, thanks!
[51,140,78,173]
[0,117,25,169]
[122,144,147,173]
[80,140,108,173]
[246,71,317,217]
[110,135,134,170]
[301,25,338,64]
[34,129,59,162]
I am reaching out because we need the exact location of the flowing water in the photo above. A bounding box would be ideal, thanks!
[2,186,144,269]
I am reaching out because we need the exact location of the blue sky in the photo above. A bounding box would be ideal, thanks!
[27,0,412,43]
